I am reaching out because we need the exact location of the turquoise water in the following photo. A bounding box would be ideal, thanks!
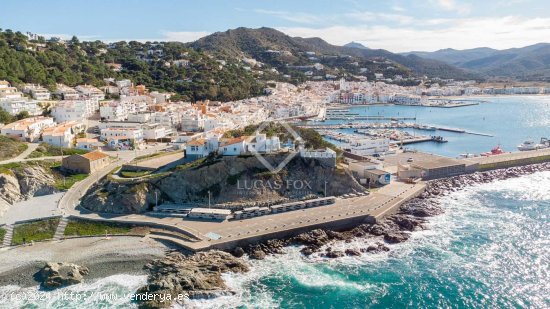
[2,172,547,308]
[189,171,550,308]
[321,96,550,157]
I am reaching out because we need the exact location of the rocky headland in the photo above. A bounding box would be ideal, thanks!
[81,155,365,214]
[136,162,550,308]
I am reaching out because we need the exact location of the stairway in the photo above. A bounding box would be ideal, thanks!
[2,224,14,247]
[53,217,69,241]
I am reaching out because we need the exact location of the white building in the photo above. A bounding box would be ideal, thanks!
[100,127,143,142]
[76,85,105,101]
[54,84,80,100]
[41,121,85,148]
[100,101,128,121]
[0,116,54,142]
[247,133,280,153]
[142,124,170,140]
[51,99,98,122]
[22,84,51,100]
[76,138,102,151]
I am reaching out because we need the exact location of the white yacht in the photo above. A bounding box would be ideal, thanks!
[517,140,538,151]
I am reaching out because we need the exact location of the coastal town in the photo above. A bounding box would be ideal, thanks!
[1,74,549,242]
[0,10,549,307]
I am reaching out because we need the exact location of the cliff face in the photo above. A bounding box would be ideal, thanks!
[81,155,365,214]
[0,166,58,204]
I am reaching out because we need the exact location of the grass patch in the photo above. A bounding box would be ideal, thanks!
[27,143,87,158]
[63,220,131,237]
[54,173,88,190]
[12,218,60,245]
[0,136,28,161]
[0,228,6,243]
[120,170,152,178]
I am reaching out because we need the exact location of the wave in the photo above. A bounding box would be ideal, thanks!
[185,171,550,308]
[0,274,147,309]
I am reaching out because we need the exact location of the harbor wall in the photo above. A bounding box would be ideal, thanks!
[204,215,376,251]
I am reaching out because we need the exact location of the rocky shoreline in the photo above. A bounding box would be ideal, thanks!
[136,162,550,308]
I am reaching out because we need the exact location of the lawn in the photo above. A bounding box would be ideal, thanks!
[0,136,28,161]
[54,173,88,190]
[12,218,60,245]
[64,220,131,237]
[27,143,87,158]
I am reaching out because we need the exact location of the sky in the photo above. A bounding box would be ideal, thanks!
[1,0,549,52]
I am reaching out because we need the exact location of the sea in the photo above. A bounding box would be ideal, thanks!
[320,95,550,157]
[0,96,548,308]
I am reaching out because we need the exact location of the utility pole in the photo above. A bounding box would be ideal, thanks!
[208,190,211,209]
[155,190,158,209]
[324,181,327,197]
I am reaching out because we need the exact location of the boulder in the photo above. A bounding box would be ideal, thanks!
[36,262,89,289]
[384,232,410,244]
[249,250,266,260]
[323,250,344,258]
[344,248,361,256]
[231,247,245,258]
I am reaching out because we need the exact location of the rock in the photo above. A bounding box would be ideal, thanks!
[323,250,344,258]
[36,262,89,289]
[345,248,361,256]
[384,232,410,244]
[15,166,57,199]
[137,251,249,308]
[300,246,315,256]
[291,229,331,248]
[389,215,425,231]
[249,250,266,260]
[0,172,21,204]
[362,242,390,254]
[231,247,245,258]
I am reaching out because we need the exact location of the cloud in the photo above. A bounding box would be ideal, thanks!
[433,0,471,14]
[391,5,406,12]
[277,16,550,52]
[345,11,415,25]
[254,9,324,24]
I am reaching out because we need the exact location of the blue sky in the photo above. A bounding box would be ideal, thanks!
[1,0,549,52]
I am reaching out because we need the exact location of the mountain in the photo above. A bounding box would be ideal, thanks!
[344,42,368,49]
[404,44,550,80]
[403,47,497,65]
[188,27,479,81]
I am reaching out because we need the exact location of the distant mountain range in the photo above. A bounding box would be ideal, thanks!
[403,43,550,80]
[188,27,478,80]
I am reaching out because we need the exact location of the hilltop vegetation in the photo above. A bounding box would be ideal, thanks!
[0,29,264,102]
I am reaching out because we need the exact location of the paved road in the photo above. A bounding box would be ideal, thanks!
[0,192,64,225]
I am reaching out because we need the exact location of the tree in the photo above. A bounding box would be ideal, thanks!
[16,110,30,120]
[0,107,14,124]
